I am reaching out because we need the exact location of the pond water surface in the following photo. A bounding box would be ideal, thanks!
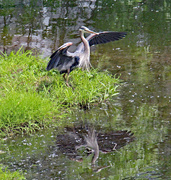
[0,0,170,179]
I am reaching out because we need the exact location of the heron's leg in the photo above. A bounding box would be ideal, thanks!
[63,73,70,87]
[65,69,70,87]
[63,73,66,81]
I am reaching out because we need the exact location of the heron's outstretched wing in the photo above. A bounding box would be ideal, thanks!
[46,42,73,71]
[76,31,127,52]
[88,32,127,46]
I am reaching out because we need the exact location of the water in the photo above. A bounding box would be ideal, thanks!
[0,0,170,179]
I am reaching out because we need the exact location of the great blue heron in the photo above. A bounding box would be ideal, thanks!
[46,26,127,86]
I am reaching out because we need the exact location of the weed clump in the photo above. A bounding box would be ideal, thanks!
[0,50,120,137]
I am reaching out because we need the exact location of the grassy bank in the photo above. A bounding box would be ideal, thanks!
[0,49,120,137]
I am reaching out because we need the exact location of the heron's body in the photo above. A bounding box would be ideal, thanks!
[76,30,91,70]
[46,26,127,86]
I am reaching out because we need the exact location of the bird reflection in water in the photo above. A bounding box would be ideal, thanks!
[46,26,127,86]
[75,128,99,165]
[56,124,134,170]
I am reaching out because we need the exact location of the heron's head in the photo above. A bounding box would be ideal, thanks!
[79,26,98,35]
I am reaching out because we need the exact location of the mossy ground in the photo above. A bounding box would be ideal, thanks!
[0,49,120,137]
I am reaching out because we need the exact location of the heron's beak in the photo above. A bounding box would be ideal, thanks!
[85,29,99,35]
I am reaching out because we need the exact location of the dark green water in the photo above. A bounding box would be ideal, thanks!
[0,0,170,179]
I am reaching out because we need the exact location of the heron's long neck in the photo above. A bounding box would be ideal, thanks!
[92,143,99,165]
[80,31,90,53]
[79,31,91,70]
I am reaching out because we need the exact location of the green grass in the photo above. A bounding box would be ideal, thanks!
[0,165,25,180]
[0,49,120,137]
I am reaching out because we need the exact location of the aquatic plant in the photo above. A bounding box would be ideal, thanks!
[0,49,120,137]
[0,164,25,180]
